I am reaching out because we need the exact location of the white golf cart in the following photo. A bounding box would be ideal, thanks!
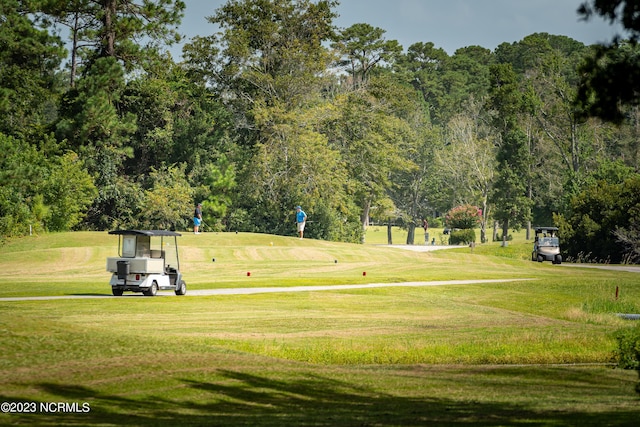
[106,230,186,296]
[532,226,562,264]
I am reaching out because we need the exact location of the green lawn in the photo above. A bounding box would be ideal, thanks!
[0,230,639,425]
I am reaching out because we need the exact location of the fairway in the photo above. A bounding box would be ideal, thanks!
[1,231,639,425]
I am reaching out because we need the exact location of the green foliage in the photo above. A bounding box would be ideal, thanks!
[242,103,353,239]
[449,228,476,245]
[191,156,237,231]
[57,57,134,147]
[445,204,481,229]
[4,0,640,252]
[56,58,137,235]
[577,1,640,122]
[0,0,65,138]
[614,324,640,369]
[42,0,185,76]
[555,174,640,263]
[427,217,443,228]
[198,0,363,240]
[121,73,182,175]
[487,62,533,238]
[435,112,495,212]
[613,323,640,394]
[323,88,415,232]
[0,133,96,237]
[209,0,337,110]
[0,133,46,236]
[85,175,144,230]
[490,129,533,234]
[306,199,363,243]
[43,152,97,231]
[333,23,403,87]
[397,42,494,125]
[142,163,193,230]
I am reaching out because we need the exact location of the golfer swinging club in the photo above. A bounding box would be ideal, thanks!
[295,206,307,239]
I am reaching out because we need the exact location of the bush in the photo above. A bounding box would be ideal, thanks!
[613,324,640,394]
[449,229,476,245]
[445,204,481,229]
[555,174,640,263]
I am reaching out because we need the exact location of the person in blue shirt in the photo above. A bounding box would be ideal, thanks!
[193,203,202,234]
[295,206,307,239]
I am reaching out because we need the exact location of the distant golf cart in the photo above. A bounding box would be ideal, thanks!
[532,226,562,264]
[106,230,186,296]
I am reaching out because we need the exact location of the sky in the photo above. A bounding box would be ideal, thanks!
[174,0,626,58]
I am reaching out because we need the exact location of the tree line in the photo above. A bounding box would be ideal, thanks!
[1,0,639,262]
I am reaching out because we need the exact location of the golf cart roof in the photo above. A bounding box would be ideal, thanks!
[534,227,558,233]
[108,230,182,237]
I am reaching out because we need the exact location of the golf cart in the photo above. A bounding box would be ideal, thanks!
[532,226,562,264]
[106,230,186,296]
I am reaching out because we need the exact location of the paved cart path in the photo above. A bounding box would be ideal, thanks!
[560,264,640,273]
[0,278,534,301]
[382,244,464,252]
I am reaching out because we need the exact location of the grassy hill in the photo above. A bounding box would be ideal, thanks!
[0,230,639,425]
[0,228,549,297]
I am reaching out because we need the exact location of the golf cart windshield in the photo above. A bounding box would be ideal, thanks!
[538,236,559,247]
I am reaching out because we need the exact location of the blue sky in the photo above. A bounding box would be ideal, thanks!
[174,0,625,58]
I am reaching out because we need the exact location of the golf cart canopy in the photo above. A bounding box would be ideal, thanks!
[534,227,558,234]
[108,230,182,237]
[108,229,182,263]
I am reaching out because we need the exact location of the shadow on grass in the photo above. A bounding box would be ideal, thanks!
[1,368,638,426]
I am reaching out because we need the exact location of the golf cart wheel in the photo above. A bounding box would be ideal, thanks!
[553,254,562,265]
[175,280,187,296]
[143,281,158,297]
[537,255,544,263]
[112,288,124,296]
[532,252,537,262]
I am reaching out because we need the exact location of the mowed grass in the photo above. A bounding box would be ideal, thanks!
[0,230,639,425]
[0,229,537,297]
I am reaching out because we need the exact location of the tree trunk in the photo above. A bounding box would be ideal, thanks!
[480,198,488,243]
[387,219,392,245]
[361,199,371,243]
[70,12,79,87]
[406,221,415,245]
[526,177,532,240]
[102,0,117,58]
[502,219,509,247]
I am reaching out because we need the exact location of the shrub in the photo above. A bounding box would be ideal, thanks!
[449,229,476,245]
[613,324,640,394]
[555,174,640,263]
[445,204,481,229]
